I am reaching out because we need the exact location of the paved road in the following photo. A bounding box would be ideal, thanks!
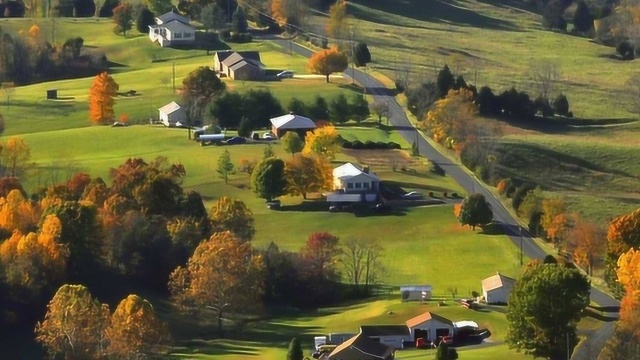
[269,38,619,358]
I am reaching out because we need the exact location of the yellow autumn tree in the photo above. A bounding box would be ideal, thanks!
[168,231,264,337]
[270,0,307,26]
[1,136,34,178]
[327,0,348,42]
[307,47,348,83]
[302,125,340,160]
[28,24,40,37]
[0,216,68,292]
[35,284,110,359]
[208,197,255,242]
[285,154,333,199]
[420,88,477,146]
[105,294,171,358]
[89,72,119,125]
[616,248,640,338]
[0,189,40,233]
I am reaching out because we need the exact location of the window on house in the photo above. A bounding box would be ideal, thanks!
[347,183,354,189]
[355,183,362,189]
[175,33,182,39]
[363,182,370,189]
[184,32,192,38]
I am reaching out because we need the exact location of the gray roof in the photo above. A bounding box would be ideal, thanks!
[360,325,410,337]
[219,51,263,68]
[156,11,190,25]
[329,333,394,359]
[229,60,258,72]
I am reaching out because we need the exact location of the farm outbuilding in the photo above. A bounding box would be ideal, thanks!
[405,311,454,343]
[158,101,186,127]
[400,285,432,302]
[269,113,316,138]
[328,333,395,360]
[359,325,411,349]
[482,272,516,304]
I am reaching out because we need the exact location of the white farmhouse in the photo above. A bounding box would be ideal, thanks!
[149,11,196,47]
[333,162,380,193]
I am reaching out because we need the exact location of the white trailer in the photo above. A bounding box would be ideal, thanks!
[197,133,225,145]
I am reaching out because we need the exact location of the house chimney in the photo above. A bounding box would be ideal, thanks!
[363,165,369,174]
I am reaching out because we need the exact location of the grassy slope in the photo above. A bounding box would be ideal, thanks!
[313,0,640,222]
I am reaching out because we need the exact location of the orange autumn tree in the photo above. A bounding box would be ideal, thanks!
[568,218,606,276]
[270,0,288,25]
[307,47,348,83]
[0,189,41,233]
[605,207,640,295]
[616,248,640,338]
[89,72,119,125]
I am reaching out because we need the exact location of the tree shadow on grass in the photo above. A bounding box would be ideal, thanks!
[349,0,519,31]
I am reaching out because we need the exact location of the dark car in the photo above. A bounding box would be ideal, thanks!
[225,136,247,145]
[329,204,351,212]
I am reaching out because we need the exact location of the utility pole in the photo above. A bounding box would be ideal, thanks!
[519,227,524,266]
[172,62,176,94]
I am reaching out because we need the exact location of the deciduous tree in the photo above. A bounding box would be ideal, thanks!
[251,157,287,201]
[370,100,390,124]
[341,237,384,295]
[302,124,340,160]
[201,3,226,33]
[113,3,134,37]
[506,262,590,359]
[0,136,33,179]
[209,197,255,242]
[568,218,605,275]
[238,158,257,175]
[105,294,171,358]
[456,193,493,230]
[136,6,156,34]
[217,149,234,184]
[307,47,348,83]
[144,0,172,16]
[606,208,640,294]
[35,284,110,360]
[182,66,226,123]
[168,231,264,337]
[281,131,304,156]
[89,72,119,125]
[0,189,40,233]
[573,0,594,33]
[270,0,307,27]
[301,232,341,281]
[420,89,477,146]
[327,0,347,42]
[285,154,332,199]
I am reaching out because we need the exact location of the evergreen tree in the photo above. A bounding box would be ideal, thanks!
[573,0,594,33]
[287,337,304,360]
[232,6,248,33]
[238,117,252,138]
[436,65,455,98]
[309,96,329,121]
[217,150,235,184]
[136,7,155,34]
[329,94,351,123]
[349,95,370,123]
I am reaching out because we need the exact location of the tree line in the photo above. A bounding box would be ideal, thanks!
[0,25,107,85]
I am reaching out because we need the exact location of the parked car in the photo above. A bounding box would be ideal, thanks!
[263,133,276,140]
[403,191,424,200]
[277,70,294,79]
[267,200,281,210]
[225,136,246,145]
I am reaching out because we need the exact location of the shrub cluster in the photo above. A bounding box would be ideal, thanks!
[342,140,401,150]
[222,31,253,43]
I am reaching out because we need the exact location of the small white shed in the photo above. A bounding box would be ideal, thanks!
[481,272,516,304]
[158,101,186,127]
[405,311,454,342]
[359,325,411,349]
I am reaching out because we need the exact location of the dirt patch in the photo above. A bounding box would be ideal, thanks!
[342,149,424,170]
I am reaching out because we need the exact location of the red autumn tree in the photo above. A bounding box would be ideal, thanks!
[300,232,342,281]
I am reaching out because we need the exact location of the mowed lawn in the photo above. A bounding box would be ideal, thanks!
[0,18,357,136]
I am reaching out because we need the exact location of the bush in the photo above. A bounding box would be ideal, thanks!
[512,183,537,211]
[429,191,434,197]
[552,93,570,116]
[388,142,401,149]
[252,132,260,140]
[220,29,231,40]
[351,140,364,149]
[496,178,512,195]
[363,141,377,149]
[443,191,448,198]
[475,166,489,182]
[229,32,252,43]
[395,79,406,93]
[341,140,353,149]
[376,141,388,149]
[451,192,458,198]
[617,40,636,60]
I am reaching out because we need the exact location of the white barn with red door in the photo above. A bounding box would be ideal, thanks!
[405,311,455,343]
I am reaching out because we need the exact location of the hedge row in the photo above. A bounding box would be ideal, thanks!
[342,140,402,150]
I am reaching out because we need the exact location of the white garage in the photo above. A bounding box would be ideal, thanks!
[482,272,516,304]
[405,311,454,342]
[359,325,411,349]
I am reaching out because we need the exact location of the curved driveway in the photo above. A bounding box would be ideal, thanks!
[269,38,619,359]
